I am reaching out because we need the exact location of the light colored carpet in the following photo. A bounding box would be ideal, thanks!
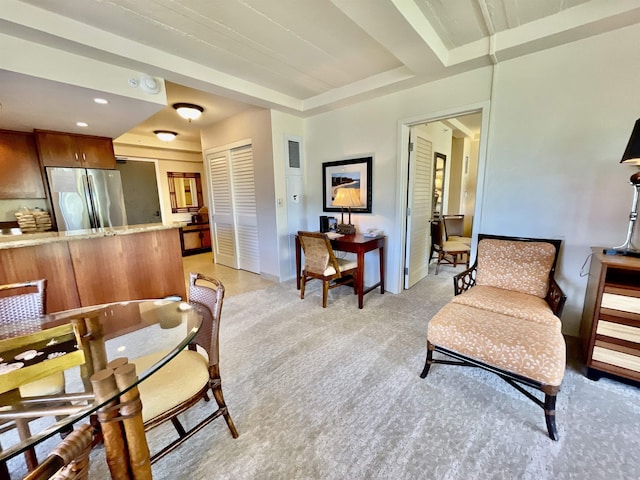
[7,267,640,479]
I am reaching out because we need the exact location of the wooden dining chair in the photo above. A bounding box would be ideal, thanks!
[297,231,359,308]
[132,273,238,463]
[443,214,471,245]
[431,220,471,274]
[23,423,95,480]
[0,279,67,472]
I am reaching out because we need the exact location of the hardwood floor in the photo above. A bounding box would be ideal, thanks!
[182,252,275,298]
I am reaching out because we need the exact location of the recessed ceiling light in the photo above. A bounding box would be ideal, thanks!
[76,122,88,127]
[94,98,108,104]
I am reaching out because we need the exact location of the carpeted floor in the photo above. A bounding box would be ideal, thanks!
[7,267,640,479]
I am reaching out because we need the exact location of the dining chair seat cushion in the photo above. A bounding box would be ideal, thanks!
[322,258,357,276]
[451,285,560,327]
[19,372,65,398]
[441,240,470,253]
[448,235,472,246]
[428,303,566,386]
[133,350,210,422]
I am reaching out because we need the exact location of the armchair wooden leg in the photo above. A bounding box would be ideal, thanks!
[420,342,434,378]
[300,276,306,300]
[544,392,559,441]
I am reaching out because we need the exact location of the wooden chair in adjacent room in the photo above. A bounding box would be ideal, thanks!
[431,220,471,274]
[297,231,359,308]
[0,279,67,472]
[442,214,472,246]
[132,273,238,463]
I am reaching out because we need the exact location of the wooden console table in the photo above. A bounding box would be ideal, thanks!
[295,233,385,309]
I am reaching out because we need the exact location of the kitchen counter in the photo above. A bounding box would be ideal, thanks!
[0,223,186,312]
[0,223,181,250]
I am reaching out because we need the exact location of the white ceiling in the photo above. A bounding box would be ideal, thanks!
[2,0,639,148]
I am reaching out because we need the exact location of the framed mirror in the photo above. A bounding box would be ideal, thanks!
[432,152,446,219]
[167,172,203,213]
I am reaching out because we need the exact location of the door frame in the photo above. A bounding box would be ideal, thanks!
[114,156,166,223]
[394,101,491,292]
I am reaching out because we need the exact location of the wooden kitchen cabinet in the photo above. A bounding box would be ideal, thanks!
[0,130,46,198]
[35,130,116,169]
[580,249,640,382]
[180,223,212,256]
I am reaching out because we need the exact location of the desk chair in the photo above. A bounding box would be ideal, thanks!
[297,231,359,308]
[0,279,66,472]
[133,273,238,463]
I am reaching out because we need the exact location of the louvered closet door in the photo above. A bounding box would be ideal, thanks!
[404,134,434,289]
[208,152,238,268]
[230,145,260,273]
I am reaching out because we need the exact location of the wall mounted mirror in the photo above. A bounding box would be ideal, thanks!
[432,152,446,219]
[167,172,203,213]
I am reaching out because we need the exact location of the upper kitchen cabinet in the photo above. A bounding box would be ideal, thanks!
[35,130,116,169]
[0,130,46,199]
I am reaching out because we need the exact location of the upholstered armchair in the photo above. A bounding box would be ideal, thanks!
[421,234,567,440]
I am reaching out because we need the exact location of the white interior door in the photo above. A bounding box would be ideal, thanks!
[230,145,260,273]
[207,151,238,269]
[404,132,434,289]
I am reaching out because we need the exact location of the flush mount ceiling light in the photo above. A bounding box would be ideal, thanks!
[173,103,204,122]
[154,130,178,142]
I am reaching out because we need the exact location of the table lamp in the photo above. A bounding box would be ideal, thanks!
[332,187,362,234]
[605,118,640,257]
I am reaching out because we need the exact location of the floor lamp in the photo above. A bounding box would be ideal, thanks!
[605,118,640,257]
[332,187,361,235]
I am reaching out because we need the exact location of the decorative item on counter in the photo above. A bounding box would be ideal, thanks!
[14,207,52,233]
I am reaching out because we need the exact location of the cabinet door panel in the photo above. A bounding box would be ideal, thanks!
[0,131,46,198]
[35,132,80,167]
[182,231,202,250]
[201,228,211,248]
[76,136,115,169]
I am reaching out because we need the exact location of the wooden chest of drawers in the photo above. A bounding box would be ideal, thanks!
[580,249,640,382]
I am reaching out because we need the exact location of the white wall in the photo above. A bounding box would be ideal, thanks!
[304,68,492,300]
[270,111,305,281]
[303,23,640,335]
[480,23,640,334]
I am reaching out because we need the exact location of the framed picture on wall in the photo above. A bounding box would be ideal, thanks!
[322,157,372,213]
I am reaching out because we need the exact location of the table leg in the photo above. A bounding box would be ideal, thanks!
[113,364,152,480]
[91,369,132,480]
[379,245,385,294]
[357,250,365,309]
[295,235,301,290]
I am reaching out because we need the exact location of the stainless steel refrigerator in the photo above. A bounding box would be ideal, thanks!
[46,167,128,231]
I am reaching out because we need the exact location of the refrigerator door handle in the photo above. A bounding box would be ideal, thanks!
[85,174,100,228]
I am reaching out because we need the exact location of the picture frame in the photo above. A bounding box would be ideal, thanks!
[322,157,372,213]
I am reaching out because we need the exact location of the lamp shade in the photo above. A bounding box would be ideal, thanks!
[332,187,362,208]
[621,118,640,165]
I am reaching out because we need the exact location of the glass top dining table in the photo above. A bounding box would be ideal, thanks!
[0,298,203,471]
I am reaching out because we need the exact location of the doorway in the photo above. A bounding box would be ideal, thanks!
[116,158,163,225]
[402,110,485,289]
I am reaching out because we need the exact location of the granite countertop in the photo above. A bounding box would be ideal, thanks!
[0,223,182,250]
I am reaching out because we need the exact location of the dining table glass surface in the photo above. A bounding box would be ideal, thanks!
[0,298,204,465]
